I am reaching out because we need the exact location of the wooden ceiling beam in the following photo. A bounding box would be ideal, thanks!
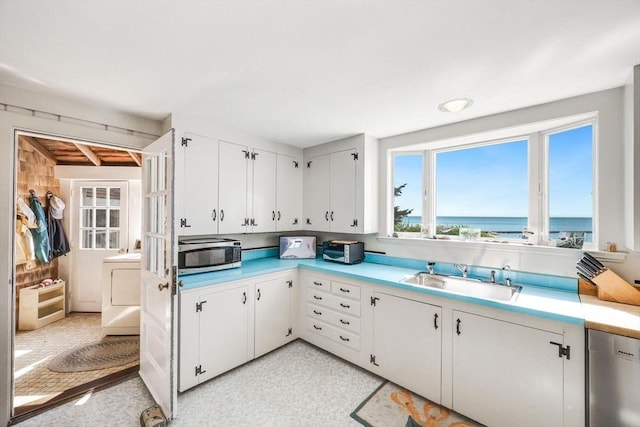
[127,151,142,167]
[73,143,102,166]
[20,136,58,164]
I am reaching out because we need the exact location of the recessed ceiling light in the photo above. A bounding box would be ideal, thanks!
[437,98,473,113]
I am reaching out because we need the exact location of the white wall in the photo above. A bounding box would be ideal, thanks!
[623,65,640,251]
[0,85,162,425]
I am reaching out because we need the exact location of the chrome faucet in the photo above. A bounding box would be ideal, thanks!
[502,264,512,287]
[427,261,436,275]
[455,263,468,278]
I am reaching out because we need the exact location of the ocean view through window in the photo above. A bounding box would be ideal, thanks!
[391,120,595,248]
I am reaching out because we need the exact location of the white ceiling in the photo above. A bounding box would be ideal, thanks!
[1,1,638,147]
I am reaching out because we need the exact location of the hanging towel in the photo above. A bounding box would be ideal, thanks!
[28,194,51,263]
[15,212,35,264]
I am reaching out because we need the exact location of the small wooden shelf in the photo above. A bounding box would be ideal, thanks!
[18,281,66,330]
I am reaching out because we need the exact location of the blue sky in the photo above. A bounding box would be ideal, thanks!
[394,124,593,217]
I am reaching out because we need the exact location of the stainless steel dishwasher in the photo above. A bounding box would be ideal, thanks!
[588,329,640,427]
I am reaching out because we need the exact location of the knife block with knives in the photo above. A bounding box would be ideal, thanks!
[577,252,640,306]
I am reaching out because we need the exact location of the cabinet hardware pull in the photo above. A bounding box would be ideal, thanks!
[313,325,322,330]
[330,211,334,221]
[313,281,323,286]
[339,335,350,342]
[340,303,350,308]
[220,210,224,221]
[339,287,350,293]
[313,295,322,300]
[324,211,329,221]
[340,319,350,325]
[433,313,439,330]
[313,310,322,315]
[549,341,571,360]
[285,327,292,337]
[277,211,281,221]
[211,209,216,221]
[242,292,247,304]
[456,318,461,335]
[257,289,261,301]
[272,211,276,221]
[158,282,169,291]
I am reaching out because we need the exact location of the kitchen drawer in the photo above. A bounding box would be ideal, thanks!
[307,290,361,317]
[306,303,361,334]
[331,281,360,300]
[306,317,360,351]
[307,276,331,292]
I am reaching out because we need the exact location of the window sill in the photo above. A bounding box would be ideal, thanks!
[377,235,620,259]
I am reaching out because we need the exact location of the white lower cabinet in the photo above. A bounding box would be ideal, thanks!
[305,276,362,353]
[179,280,253,392]
[179,271,297,392]
[254,275,295,358]
[371,292,442,404]
[451,310,564,427]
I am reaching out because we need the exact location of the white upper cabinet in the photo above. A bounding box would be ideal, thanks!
[304,153,331,231]
[251,148,277,233]
[303,134,378,233]
[175,133,219,236]
[276,153,303,231]
[218,140,250,234]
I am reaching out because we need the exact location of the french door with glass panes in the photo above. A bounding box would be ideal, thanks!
[71,181,128,312]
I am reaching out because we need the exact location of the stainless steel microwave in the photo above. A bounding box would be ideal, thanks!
[178,237,241,275]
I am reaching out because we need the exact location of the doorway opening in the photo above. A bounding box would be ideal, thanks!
[12,132,143,421]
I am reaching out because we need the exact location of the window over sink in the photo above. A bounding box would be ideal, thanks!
[390,118,595,249]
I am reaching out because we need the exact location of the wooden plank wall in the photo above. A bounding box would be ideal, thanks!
[15,138,60,328]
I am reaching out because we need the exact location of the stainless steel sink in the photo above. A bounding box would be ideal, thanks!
[401,272,521,302]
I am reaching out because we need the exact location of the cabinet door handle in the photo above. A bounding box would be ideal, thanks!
[456,318,461,335]
[220,209,225,221]
[313,295,322,300]
[277,211,281,221]
[242,292,247,304]
[313,325,322,331]
[313,281,323,286]
[272,211,276,221]
[324,211,329,221]
[339,319,350,325]
[256,289,261,301]
[313,310,322,315]
[339,303,350,308]
[211,209,216,221]
[158,282,169,291]
[339,335,350,342]
[433,313,439,330]
[339,287,350,293]
[330,211,334,221]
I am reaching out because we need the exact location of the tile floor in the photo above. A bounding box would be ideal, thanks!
[15,340,384,426]
[13,312,139,409]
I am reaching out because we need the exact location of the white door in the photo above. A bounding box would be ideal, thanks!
[452,310,563,427]
[218,140,248,234]
[372,292,442,403]
[254,276,292,357]
[71,181,129,312]
[330,149,357,233]
[175,133,219,236]
[276,154,302,231]
[139,130,177,420]
[303,154,331,231]
[251,148,277,233]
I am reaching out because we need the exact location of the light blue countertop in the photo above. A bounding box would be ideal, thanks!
[179,256,585,326]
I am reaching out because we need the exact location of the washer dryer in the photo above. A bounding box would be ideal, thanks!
[101,253,141,335]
